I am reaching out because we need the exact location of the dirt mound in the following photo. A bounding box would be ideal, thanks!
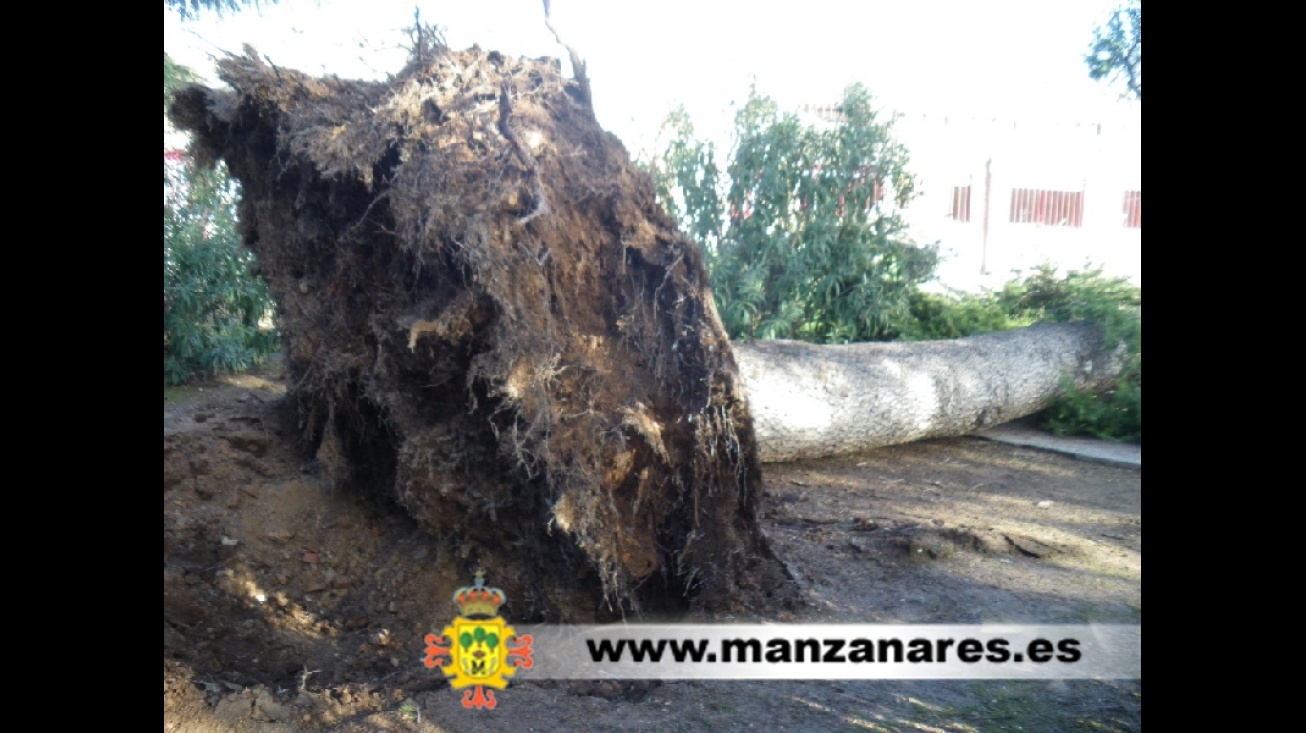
[170,41,790,621]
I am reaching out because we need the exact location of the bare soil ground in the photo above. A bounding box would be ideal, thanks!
[164,362,1140,732]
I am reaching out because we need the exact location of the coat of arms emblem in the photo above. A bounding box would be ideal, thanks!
[424,571,534,709]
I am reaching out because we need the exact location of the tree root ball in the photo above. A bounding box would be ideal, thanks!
[170,44,794,621]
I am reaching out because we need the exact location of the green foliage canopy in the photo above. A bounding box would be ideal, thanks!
[1086,1,1141,101]
[647,85,937,343]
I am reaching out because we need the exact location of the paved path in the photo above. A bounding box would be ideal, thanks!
[977,418,1140,469]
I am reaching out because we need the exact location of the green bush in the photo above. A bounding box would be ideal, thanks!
[164,53,277,385]
[894,288,1032,341]
[994,265,1141,352]
[1043,355,1141,443]
[164,157,278,385]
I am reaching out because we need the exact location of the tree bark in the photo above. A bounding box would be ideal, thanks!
[736,322,1126,463]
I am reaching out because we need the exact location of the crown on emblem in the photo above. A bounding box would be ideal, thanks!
[454,571,505,618]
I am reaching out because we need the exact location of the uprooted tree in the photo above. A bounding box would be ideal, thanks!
[170,43,793,621]
[170,40,1126,621]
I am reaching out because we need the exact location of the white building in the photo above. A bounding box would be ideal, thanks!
[891,109,1141,292]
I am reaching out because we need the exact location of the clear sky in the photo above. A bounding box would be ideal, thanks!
[164,0,1137,157]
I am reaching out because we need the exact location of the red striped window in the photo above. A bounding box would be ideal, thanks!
[1010,188,1083,227]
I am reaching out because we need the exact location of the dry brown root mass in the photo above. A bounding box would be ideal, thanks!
[170,43,793,621]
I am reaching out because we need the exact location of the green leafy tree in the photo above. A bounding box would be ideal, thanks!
[1086,1,1141,101]
[165,54,277,384]
[648,84,937,343]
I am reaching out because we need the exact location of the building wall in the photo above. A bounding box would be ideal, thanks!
[892,111,1141,292]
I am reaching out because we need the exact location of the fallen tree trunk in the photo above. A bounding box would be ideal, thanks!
[737,322,1126,462]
